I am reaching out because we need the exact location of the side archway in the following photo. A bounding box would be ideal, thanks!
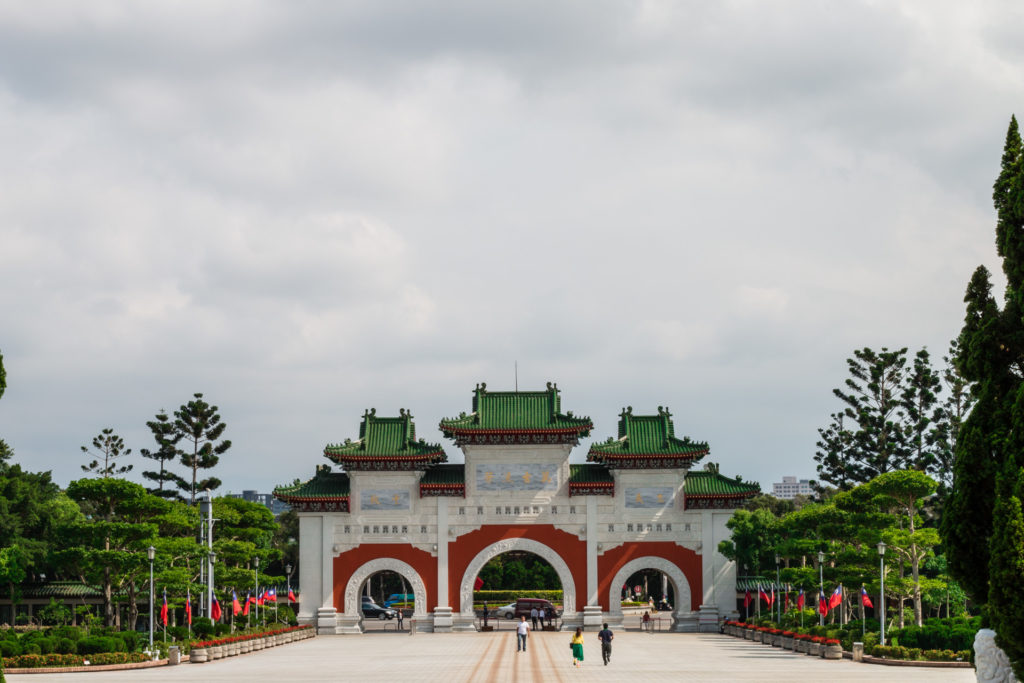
[458,538,577,618]
[606,556,692,624]
[343,558,429,620]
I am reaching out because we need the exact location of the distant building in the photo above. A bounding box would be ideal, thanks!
[772,476,813,500]
[227,489,291,516]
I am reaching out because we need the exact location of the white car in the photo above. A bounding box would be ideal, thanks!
[493,602,517,619]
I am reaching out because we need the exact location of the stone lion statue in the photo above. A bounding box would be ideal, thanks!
[975,629,1018,683]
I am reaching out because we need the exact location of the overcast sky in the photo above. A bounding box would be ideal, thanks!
[1,1,1022,496]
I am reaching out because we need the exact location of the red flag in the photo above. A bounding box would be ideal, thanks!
[770,587,775,607]
[160,589,168,627]
[828,586,842,610]
[243,592,251,616]
[818,590,828,615]
[797,589,805,610]
[267,588,277,603]
[257,590,265,606]
[759,585,770,604]
[185,591,192,626]
[288,589,297,602]
[743,589,751,608]
[211,595,222,621]
[474,576,484,591]
[861,586,874,609]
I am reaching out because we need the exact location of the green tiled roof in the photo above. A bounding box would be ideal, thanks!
[274,465,350,501]
[420,464,465,485]
[587,407,708,466]
[439,382,592,438]
[684,470,760,498]
[22,582,106,599]
[569,464,613,484]
[325,409,447,468]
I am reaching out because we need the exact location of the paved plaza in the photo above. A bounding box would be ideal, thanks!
[7,631,975,683]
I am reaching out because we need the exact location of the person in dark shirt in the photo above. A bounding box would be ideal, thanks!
[597,622,614,665]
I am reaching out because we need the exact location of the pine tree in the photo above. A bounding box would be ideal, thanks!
[80,428,133,478]
[0,348,6,401]
[900,348,943,472]
[931,339,974,492]
[814,412,856,489]
[140,410,183,500]
[173,393,231,504]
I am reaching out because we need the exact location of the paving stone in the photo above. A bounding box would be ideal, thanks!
[6,632,975,682]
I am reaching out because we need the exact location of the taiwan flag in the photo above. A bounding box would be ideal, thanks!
[243,592,251,616]
[758,585,770,605]
[797,588,805,610]
[743,589,752,608]
[267,588,277,603]
[160,589,168,627]
[828,586,842,610]
[770,587,775,607]
[232,590,242,616]
[211,595,223,622]
[185,591,192,626]
[818,590,828,615]
[861,586,874,609]
[288,589,298,603]
[257,590,265,606]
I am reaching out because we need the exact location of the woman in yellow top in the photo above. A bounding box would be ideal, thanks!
[570,627,584,667]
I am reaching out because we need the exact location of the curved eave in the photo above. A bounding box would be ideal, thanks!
[439,425,592,436]
[419,484,465,498]
[273,493,350,503]
[589,448,709,460]
[324,450,445,462]
[686,492,753,499]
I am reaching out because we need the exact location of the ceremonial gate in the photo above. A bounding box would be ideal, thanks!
[275,383,758,633]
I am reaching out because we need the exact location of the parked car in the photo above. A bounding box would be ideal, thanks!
[383,593,414,608]
[496,598,560,620]
[361,601,398,620]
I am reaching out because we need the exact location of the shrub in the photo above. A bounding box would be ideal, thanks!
[34,637,55,654]
[119,631,140,652]
[76,636,119,655]
[473,590,563,604]
[55,638,77,655]
[214,624,230,636]
[0,640,21,657]
[50,626,84,642]
[89,652,149,665]
[192,618,214,639]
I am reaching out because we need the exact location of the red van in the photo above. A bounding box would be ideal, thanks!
[512,598,560,620]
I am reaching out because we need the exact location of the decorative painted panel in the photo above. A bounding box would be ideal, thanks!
[474,464,558,491]
[625,487,674,508]
[360,489,410,510]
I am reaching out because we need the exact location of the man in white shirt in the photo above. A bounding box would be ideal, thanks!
[538,606,546,629]
[517,615,530,652]
[530,606,539,630]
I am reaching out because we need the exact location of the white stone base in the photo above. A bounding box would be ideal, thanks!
[432,606,454,633]
[697,604,720,633]
[559,611,581,631]
[452,614,478,632]
[335,614,363,634]
[582,605,604,631]
[316,607,339,635]
[671,610,699,632]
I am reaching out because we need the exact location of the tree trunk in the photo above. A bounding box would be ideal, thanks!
[128,580,139,632]
[103,566,114,627]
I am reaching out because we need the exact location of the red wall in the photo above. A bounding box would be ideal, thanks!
[332,544,437,613]
[597,542,702,611]
[447,525,587,612]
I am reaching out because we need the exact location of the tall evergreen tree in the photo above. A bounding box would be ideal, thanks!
[942,116,1024,661]
[814,412,856,490]
[80,428,133,478]
[0,348,6,401]
[900,348,943,472]
[140,410,183,500]
[173,393,231,504]
[932,339,974,492]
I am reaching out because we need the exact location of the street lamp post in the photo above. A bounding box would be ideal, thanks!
[147,546,156,652]
[817,551,825,627]
[208,550,217,623]
[774,553,781,624]
[254,556,260,625]
[878,541,887,646]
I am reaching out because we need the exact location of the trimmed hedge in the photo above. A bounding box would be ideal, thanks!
[473,590,563,604]
[871,644,970,662]
[0,652,150,668]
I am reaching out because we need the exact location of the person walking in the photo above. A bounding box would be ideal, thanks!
[483,602,489,628]
[517,615,530,652]
[396,607,404,631]
[531,606,539,630]
[642,611,651,632]
[570,627,585,667]
[538,606,546,630]
[597,623,614,665]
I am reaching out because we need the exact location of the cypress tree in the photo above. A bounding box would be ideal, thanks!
[942,116,1024,663]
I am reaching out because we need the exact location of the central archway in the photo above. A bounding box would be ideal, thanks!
[459,538,577,618]
[607,556,693,629]
[344,558,429,621]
